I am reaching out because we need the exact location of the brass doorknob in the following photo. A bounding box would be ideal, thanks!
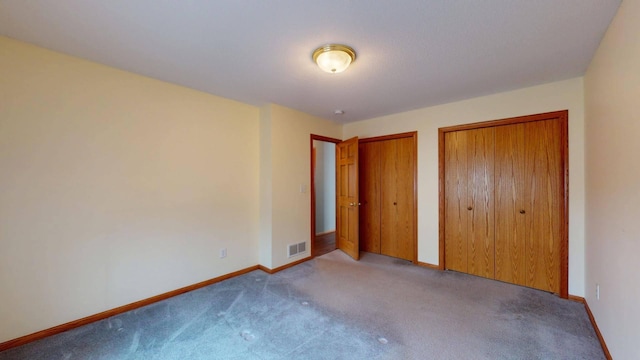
[467,206,473,210]
[520,209,526,214]
[349,202,355,206]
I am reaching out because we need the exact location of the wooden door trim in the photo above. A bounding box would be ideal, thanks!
[310,135,341,258]
[361,131,418,264]
[439,110,567,132]
[360,131,417,143]
[438,110,569,298]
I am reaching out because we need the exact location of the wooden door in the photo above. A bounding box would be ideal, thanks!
[337,137,360,260]
[444,128,495,276]
[359,141,381,253]
[495,120,563,293]
[495,123,527,286]
[440,110,568,297]
[466,128,495,278]
[524,120,563,293]
[380,137,416,261]
[444,130,469,272]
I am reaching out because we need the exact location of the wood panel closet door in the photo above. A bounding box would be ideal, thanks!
[444,130,469,273]
[380,137,415,261]
[524,120,563,293]
[495,120,563,293]
[444,128,495,277]
[441,110,567,296]
[495,124,527,286]
[467,128,495,279]
[358,142,381,253]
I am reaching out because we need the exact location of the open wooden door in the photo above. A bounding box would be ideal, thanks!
[336,137,360,260]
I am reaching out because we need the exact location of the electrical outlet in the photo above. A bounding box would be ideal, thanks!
[596,284,600,300]
[220,248,227,259]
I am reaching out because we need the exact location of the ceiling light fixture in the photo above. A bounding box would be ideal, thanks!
[312,44,356,74]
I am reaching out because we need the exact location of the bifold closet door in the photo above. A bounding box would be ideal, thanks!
[380,137,415,261]
[444,127,495,278]
[526,120,563,293]
[359,142,381,253]
[495,123,527,286]
[467,128,495,278]
[495,120,563,293]
[444,130,469,273]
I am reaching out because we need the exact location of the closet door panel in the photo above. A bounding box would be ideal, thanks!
[380,139,397,258]
[467,128,495,279]
[444,131,468,272]
[382,137,415,261]
[524,120,563,293]
[359,142,381,253]
[397,137,416,261]
[495,124,527,286]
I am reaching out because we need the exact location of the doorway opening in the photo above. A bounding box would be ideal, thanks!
[310,135,341,257]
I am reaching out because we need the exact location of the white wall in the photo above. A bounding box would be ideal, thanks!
[344,78,586,297]
[313,140,327,232]
[260,105,342,269]
[0,37,261,343]
[313,141,336,234]
[584,0,640,358]
[322,142,336,232]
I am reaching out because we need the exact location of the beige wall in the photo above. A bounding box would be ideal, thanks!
[344,77,586,296]
[313,141,336,234]
[9,15,635,349]
[258,106,274,268]
[259,105,342,269]
[0,37,261,342]
[584,0,640,358]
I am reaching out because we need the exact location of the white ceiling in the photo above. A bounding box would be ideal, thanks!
[0,0,621,123]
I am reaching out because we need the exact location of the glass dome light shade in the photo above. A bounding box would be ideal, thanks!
[313,44,356,74]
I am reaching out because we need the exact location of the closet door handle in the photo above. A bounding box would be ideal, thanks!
[393,202,397,206]
[519,209,526,214]
[467,206,473,211]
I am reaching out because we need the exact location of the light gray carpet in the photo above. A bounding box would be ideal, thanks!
[0,251,605,359]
